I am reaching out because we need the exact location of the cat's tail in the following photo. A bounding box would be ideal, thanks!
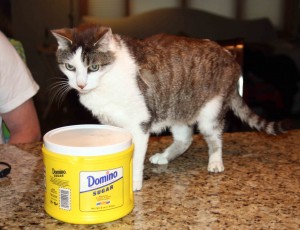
[229,91,290,135]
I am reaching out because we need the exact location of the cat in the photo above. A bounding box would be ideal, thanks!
[51,25,286,191]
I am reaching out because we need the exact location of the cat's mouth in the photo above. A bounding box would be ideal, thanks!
[75,87,92,94]
[77,89,91,94]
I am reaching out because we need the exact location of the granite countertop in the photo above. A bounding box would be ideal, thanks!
[1,130,300,229]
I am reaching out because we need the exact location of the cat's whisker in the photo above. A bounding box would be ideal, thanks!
[48,80,72,108]
[46,76,68,86]
[57,86,72,107]
[53,85,71,104]
[48,81,69,93]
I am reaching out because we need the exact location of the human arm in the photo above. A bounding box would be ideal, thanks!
[1,99,41,144]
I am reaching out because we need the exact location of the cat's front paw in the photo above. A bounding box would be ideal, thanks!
[149,153,169,165]
[208,161,224,173]
[133,180,143,192]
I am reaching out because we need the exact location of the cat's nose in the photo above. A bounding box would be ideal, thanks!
[77,84,86,89]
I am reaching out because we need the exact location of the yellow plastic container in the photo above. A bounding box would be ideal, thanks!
[42,125,134,224]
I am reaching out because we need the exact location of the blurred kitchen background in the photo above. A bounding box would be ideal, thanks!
[1,0,300,135]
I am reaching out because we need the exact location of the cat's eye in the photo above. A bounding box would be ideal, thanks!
[88,64,100,72]
[65,63,76,71]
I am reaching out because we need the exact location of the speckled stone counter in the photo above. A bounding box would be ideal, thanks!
[1,130,300,229]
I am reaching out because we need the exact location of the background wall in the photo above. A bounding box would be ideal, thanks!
[189,0,236,19]
[243,0,284,30]
[131,0,178,15]
[88,0,125,19]
[88,0,284,29]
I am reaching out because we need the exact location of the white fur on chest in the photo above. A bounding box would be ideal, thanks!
[79,48,150,129]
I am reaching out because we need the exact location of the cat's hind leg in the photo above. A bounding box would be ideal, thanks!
[150,124,193,164]
[197,96,225,173]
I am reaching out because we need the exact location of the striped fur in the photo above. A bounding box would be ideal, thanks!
[230,90,286,135]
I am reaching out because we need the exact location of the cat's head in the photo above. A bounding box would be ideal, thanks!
[51,25,117,94]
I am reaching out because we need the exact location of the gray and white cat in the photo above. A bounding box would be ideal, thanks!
[51,25,285,191]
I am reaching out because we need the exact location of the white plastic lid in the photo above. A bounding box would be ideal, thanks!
[43,125,132,156]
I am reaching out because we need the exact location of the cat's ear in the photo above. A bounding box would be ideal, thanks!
[51,29,73,49]
[94,27,113,52]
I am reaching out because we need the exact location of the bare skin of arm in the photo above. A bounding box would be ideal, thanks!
[2,99,41,144]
